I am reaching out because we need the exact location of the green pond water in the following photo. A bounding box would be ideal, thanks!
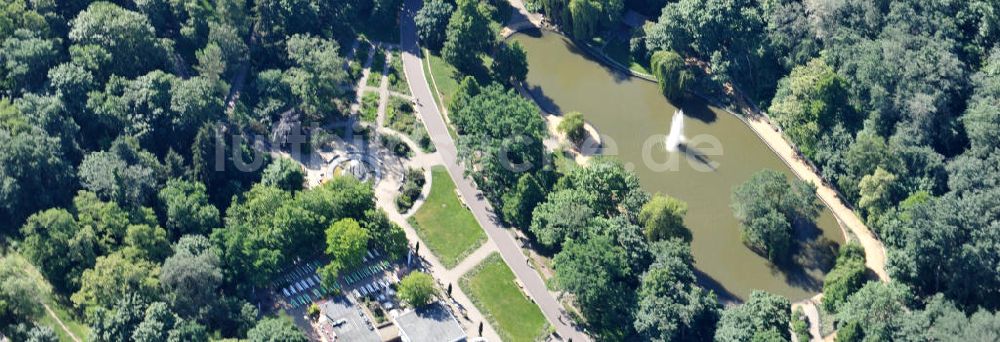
[512,30,845,302]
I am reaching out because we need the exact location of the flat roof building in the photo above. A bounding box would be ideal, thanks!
[393,302,467,342]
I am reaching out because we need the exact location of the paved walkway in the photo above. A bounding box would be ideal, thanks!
[400,0,589,340]
[744,116,889,281]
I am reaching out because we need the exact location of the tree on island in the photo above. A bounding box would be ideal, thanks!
[557,111,587,145]
[398,272,437,307]
[730,169,820,262]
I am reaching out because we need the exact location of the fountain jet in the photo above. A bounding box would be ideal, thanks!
[665,110,686,152]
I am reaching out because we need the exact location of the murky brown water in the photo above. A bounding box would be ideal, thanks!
[513,30,844,302]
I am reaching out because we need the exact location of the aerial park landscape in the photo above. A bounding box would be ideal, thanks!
[1,0,999,341]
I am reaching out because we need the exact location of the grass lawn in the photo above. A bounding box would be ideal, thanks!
[410,166,485,268]
[425,51,461,107]
[461,253,549,342]
[39,298,90,342]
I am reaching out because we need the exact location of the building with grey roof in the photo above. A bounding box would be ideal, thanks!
[393,302,467,342]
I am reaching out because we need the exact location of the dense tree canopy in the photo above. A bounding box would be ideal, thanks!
[731,169,820,261]
[714,291,790,342]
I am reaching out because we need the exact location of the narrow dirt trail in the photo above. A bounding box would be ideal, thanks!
[44,303,81,342]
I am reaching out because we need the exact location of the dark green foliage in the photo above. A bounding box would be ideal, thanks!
[78,138,164,209]
[1,30,60,94]
[492,41,529,84]
[261,157,305,192]
[283,34,350,122]
[501,173,545,230]
[714,291,791,342]
[397,168,426,212]
[553,234,635,339]
[731,169,820,261]
[645,0,782,104]
[821,242,867,312]
[530,189,593,249]
[835,282,911,341]
[634,240,720,341]
[160,235,223,319]
[453,83,546,204]
[649,50,691,101]
[415,0,453,50]
[441,0,494,73]
[0,124,77,230]
[157,179,221,240]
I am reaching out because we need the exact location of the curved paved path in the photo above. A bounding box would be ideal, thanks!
[400,0,589,340]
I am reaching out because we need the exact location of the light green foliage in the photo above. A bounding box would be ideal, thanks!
[714,291,790,342]
[0,0,49,41]
[18,207,97,294]
[122,224,171,263]
[638,194,690,242]
[323,218,370,277]
[730,169,819,261]
[568,0,600,40]
[398,272,436,307]
[283,34,349,121]
[72,251,161,313]
[557,111,586,144]
[650,50,692,101]
[0,253,47,329]
[768,58,856,159]
[857,167,900,221]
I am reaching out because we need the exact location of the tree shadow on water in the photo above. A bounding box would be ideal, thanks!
[693,267,742,305]
[526,85,563,114]
[678,96,718,124]
[764,222,840,293]
[678,143,718,171]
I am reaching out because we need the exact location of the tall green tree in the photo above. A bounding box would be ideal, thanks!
[730,169,820,261]
[246,317,307,342]
[492,41,529,84]
[283,34,349,122]
[638,194,690,242]
[634,240,720,341]
[768,58,857,159]
[501,173,545,230]
[441,0,493,73]
[821,242,867,312]
[68,2,164,78]
[554,234,634,339]
[261,157,305,192]
[649,50,692,102]
[714,291,791,342]
[397,272,437,307]
[157,179,220,240]
[415,0,453,50]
